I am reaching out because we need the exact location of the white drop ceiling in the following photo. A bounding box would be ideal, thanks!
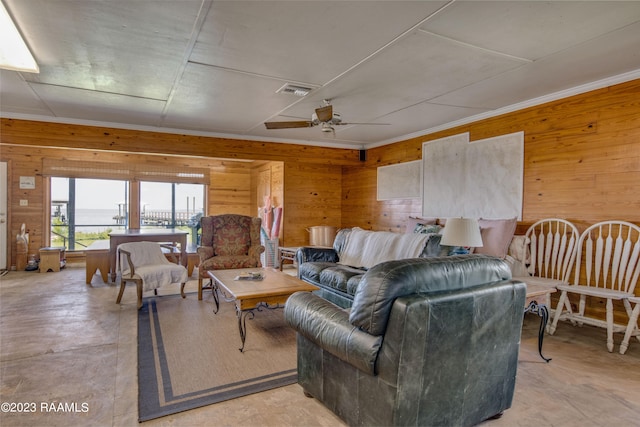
[2,1,640,150]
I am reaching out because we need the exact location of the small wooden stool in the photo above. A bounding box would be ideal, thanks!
[39,247,66,273]
[85,241,110,284]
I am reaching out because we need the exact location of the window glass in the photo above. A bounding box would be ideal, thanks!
[140,181,204,245]
[50,177,129,250]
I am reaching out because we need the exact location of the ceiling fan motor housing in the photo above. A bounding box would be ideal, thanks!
[312,112,342,125]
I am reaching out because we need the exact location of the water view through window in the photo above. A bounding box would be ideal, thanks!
[51,178,128,250]
[140,181,204,246]
[50,178,204,250]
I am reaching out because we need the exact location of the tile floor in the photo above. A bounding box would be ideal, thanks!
[1,265,639,427]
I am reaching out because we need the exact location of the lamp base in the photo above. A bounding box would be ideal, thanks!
[450,247,471,255]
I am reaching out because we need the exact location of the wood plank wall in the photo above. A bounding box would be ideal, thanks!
[1,79,638,322]
[0,144,259,264]
[0,120,355,265]
[344,79,640,235]
[342,78,640,323]
[284,162,342,246]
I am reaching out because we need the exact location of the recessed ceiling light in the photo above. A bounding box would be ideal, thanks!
[0,2,39,73]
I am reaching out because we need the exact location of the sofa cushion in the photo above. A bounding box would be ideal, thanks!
[319,265,367,293]
[474,218,517,259]
[298,261,337,284]
[346,274,364,296]
[349,255,512,336]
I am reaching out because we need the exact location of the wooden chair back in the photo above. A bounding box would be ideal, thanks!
[573,220,640,293]
[524,218,579,283]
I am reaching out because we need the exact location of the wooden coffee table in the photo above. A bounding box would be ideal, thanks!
[207,267,319,352]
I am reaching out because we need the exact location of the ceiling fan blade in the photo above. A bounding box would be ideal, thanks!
[335,122,390,126]
[264,121,313,129]
[315,105,333,122]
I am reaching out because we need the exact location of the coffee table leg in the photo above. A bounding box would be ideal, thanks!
[212,281,220,313]
[525,301,552,363]
[238,308,255,352]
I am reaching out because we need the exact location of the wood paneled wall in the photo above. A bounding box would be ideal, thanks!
[1,78,639,321]
[0,120,358,266]
[250,161,284,239]
[343,79,640,235]
[342,78,640,321]
[284,162,342,246]
[0,144,254,265]
[0,119,361,166]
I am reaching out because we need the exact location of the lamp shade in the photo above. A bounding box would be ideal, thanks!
[441,218,483,248]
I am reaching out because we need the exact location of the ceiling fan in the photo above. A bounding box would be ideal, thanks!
[264,100,388,135]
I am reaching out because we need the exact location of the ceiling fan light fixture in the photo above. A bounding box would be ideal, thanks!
[276,83,312,97]
[321,123,334,133]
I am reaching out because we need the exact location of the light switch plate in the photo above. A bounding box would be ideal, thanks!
[20,199,28,206]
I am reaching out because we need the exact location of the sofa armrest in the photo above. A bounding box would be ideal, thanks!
[296,247,339,264]
[284,292,382,375]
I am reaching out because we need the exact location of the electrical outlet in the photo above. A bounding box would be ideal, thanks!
[20,199,28,206]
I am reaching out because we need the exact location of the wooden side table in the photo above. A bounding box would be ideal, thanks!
[279,246,299,272]
[39,247,66,273]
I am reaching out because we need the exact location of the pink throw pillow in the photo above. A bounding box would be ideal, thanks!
[474,218,517,259]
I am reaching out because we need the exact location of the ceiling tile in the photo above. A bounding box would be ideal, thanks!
[30,83,166,126]
[190,1,448,84]
[431,22,640,110]
[280,30,525,122]
[162,63,297,132]
[336,103,489,144]
[7,0,202,99]
[421,1,640,60]
[0,71,52,116]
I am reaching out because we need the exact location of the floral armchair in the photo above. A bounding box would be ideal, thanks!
[197,214,265,300]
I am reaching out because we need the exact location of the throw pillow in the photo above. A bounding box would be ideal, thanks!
[474,218,517,259]
[413,223,442,234]
[419,233,451,257]
[405,216,438,233]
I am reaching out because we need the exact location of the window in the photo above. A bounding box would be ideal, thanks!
[50,177,129,250]
[45,159,210,250]
[140,181,204,245]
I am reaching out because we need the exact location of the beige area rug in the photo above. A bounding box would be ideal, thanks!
[138,293,297,421]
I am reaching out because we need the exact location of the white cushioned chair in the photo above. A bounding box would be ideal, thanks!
[116,241,188,309]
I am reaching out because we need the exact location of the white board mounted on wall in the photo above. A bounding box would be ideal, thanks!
[377,160,422,200]
[422,131,523,220]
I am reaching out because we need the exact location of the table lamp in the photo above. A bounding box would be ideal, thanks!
[441,217,483,255]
